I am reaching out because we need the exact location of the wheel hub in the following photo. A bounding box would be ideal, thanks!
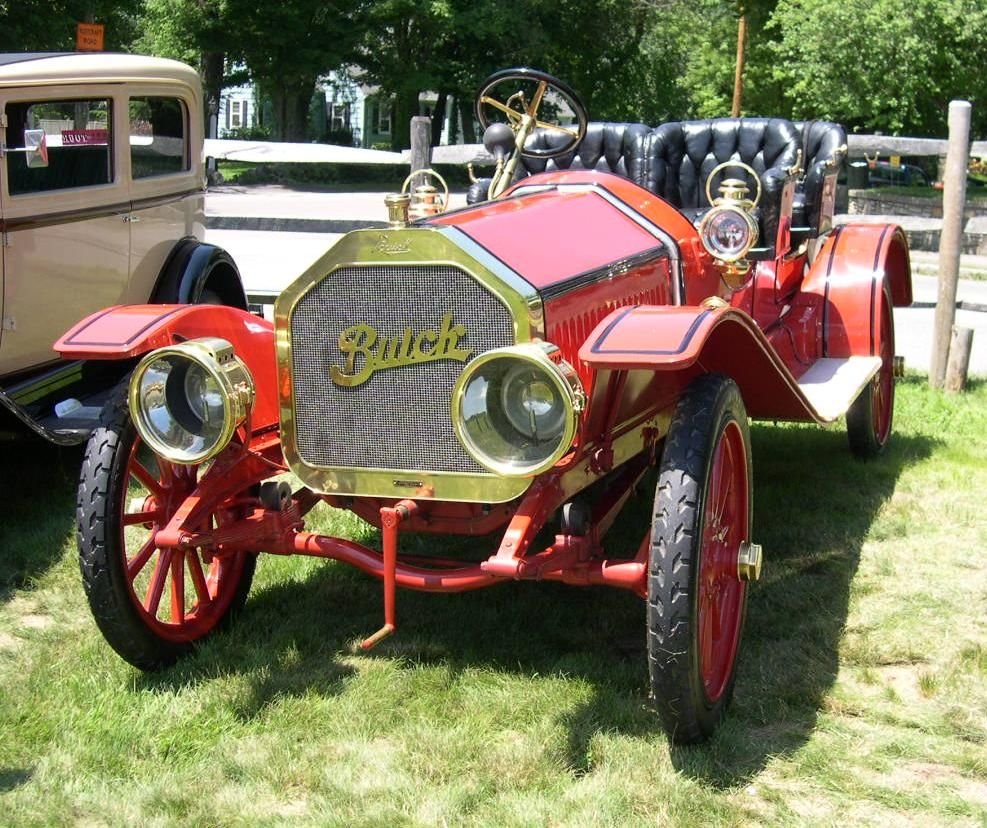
[736,541,763,582]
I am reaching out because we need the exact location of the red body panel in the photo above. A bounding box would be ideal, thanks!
[505,170,702,245]
[802,223,911,359]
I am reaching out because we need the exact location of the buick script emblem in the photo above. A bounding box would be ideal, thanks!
[330,312,472,387]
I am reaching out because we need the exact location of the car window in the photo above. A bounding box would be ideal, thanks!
[129,96,188,179]
[4,98,112,195]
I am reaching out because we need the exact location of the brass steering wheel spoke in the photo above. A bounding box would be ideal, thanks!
[526,81,549,118]
[534,120,580,138]
[479,96,524,124]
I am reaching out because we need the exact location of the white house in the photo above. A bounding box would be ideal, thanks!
[216,68,464,148]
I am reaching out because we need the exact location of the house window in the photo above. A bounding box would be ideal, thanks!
[227,99,248,130]
[377,101,391,135]
[330,102,350,131]
[129,96,188,178]
[4,98,112,195]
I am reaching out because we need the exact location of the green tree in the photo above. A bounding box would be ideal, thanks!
[356,0,445,150]
[533,0,652,120]
[1,0,141,51]
[359,0,659,149]
[640,0,784,119]
[137,0,228,129]
[769,0,987,135]
[139,0,363,142]
[225,0,364,141]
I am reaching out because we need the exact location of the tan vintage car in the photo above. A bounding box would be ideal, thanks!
[0,52,246,443]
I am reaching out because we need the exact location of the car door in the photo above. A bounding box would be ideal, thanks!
[1,119,6,357]
[0,86,130,378]
[126,86,204,301]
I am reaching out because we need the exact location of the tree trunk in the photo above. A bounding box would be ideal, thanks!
[458,97,476,144]
[731,14,747,117]
[200,51,225,134]
[447,95,459,145]
[431,90,449,146]
[391,88,420,151]
[272,77,316,142]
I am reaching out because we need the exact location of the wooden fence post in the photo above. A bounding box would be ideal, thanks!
[930,100,971,389]
[945,327,974,393]
[409,116,432,190]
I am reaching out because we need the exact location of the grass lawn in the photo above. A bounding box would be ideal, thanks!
[1,376,985,826]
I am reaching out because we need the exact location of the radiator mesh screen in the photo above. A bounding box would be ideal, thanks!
[290,264,515,472]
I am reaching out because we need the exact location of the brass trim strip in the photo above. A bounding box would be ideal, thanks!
[274,225,546,503]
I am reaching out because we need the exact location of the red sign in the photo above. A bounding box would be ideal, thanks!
[76,22,105,52]
[62,129,109,146]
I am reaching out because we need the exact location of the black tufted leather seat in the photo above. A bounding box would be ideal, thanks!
[792,120,847,236]
[467,117,804,255]
[640,118,801,255]
[520,122,653,178]
[466,121,652,204]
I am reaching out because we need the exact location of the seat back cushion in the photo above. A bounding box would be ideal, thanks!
[792,120,847,231]
[520,122,652,180]
[644,118,800,209]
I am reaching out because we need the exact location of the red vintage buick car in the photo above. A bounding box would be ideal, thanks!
[56,70,911,743]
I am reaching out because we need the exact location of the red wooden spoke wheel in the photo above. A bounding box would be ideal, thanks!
[647,374,753,743]
[78,384,255,670]
[848,287,895,458]
[697,419,748,702]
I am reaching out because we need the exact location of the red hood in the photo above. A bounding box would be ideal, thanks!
[431,184,666,291]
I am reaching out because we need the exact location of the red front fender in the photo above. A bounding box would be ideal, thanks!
[55,304,278,426]
[578,304,827,422]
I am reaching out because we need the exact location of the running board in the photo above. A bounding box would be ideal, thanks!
[797,357,882,422]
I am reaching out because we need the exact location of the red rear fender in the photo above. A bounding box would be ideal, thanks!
[803,224,911,359]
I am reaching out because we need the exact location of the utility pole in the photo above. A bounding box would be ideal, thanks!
[731,13,747,117]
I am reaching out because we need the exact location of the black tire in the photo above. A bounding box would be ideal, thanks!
[77,382,255,670]
[648,374,753,743]
[847,288,895,458]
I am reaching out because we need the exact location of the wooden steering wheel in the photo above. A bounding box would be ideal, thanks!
[475,68,588,160]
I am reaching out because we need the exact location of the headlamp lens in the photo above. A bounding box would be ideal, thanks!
[704,209,753,260]
[130,339,253,464]
[453,344,582,477]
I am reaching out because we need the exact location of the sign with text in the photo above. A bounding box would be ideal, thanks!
[62,129,109,146]
[76,22,105,52]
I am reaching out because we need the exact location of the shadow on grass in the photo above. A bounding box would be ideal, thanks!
[0,766,33,792]
[669,423,937,785]
[0,438,82,602]
[137,423,934,787]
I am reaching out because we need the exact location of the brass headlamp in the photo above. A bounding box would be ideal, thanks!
[129,338,254,464]
[698,162,762,290]
[384,168,449,226]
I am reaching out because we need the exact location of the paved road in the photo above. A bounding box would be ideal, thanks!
[205,185,987,376]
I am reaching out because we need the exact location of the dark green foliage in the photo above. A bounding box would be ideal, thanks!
[769,0,987,136]
[97,0,987,145]
[0,0,142,51]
